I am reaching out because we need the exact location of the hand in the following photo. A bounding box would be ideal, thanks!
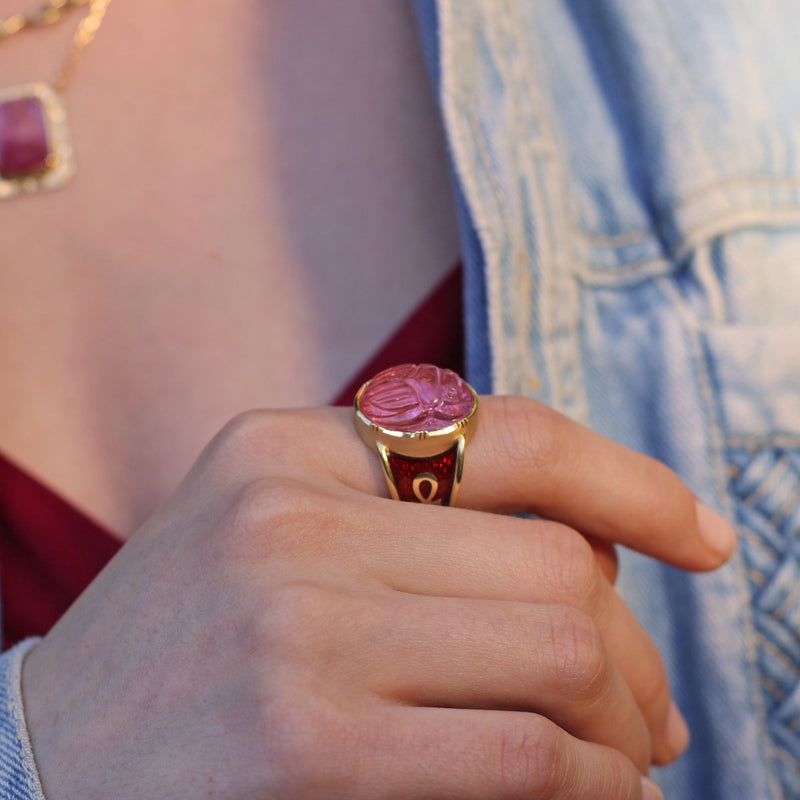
[23,397,735,799]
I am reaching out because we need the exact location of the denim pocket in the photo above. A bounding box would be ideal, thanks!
[703,324,800,795]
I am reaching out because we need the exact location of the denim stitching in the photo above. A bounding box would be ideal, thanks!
[745,566,768,588]
[772,582,800,627]
[508,0,588,421]
[659,276,778,793]
[739,526,780,560]
[773,481,800,529]
[576,257,674,287]
[491,0,547,402]
[728,443,800,788]
[693,245,728,324]
[673,207,800,265]
[438,0,504,392]
[760,672,788,705]
[742,457,793,510]
[579,174,800,245]
[578,205,800,283]
[730,435,800,450]
[775,747,800,770]
[668,174,800,221]
[758,633,800,679]
[497,1,540,400]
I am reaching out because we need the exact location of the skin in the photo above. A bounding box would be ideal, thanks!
[1,3,735,797]
[23,398,735,799]
[0,0,461,534]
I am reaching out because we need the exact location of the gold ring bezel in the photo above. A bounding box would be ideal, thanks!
[353,383,479,458]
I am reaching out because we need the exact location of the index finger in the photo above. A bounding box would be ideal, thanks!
[317,395,737,572]
[457,395,737,571]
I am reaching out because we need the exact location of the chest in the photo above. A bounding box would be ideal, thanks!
[0,1,460,535]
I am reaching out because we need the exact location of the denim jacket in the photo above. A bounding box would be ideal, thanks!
[3,2,800,797]
[417,1,800,798]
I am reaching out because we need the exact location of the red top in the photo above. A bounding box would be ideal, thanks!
[0,265,463,648]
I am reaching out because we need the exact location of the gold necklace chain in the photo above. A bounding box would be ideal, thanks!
[53,0,111,91]
[0,0,90,40]
[0,0,112,196]
[0,0,111,91]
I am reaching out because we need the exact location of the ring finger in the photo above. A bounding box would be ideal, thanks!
[330,587,651,773]
[289,486,680,765]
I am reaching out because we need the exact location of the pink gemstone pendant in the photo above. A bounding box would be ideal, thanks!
[0,83,75,198]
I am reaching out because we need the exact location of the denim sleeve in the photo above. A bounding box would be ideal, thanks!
[0,639,46,800]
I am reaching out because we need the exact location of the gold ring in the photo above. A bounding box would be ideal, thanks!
[354,363,478,506]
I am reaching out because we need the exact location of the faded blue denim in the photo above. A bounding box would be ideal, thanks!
[420,1,800,798]
[0,641,45,800]
[3,1,800,797]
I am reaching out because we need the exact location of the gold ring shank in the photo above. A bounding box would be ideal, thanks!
[354,384,479,505]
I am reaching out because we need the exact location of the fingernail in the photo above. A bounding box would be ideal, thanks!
[695,501,738,559]
[641,776,665,800]
[665,700,690,756]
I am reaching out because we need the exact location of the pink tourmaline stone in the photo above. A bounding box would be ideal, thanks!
[0,96,50,179]
[359,363,475,432]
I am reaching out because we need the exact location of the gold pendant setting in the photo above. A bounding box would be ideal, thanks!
[0,82,75,198]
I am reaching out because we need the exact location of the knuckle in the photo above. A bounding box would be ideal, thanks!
[218,408,276,455]
[491,396,563,473]
[496,716,565,798]
[251,580,340,663]
[496,718,643,800]
[546,606,608,700]
[223,476,333,558]
[220,407,273,441]
[209,478,349,577]
[537,523,605,608]
[214,408,307,475]
[259,676,349,794]
[233,475,305,528]
[266,581,328,642]
[225,476,298,548]
[496,718,642,800]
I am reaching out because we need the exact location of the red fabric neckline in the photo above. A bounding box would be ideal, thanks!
[0,453,120,648]
[0,263,462,648]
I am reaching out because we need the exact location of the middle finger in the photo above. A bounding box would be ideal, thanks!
[308,487,683,765]
[348,589,653,773]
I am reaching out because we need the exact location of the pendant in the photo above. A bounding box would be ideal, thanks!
[0,82,75,199]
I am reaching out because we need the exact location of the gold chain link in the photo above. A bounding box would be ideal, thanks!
[53,0,111,91]
[0,0,111,92]
[0,0,90,39]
